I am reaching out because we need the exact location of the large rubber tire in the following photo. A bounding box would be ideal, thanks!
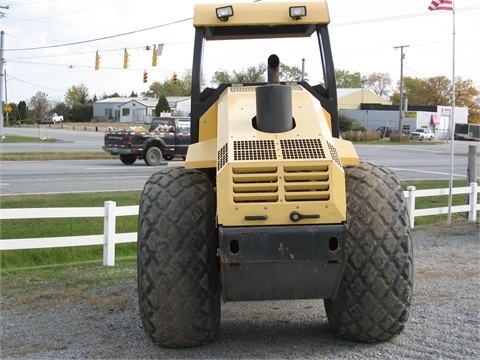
[325,162,413,343]
[137,167,220,348]
[144,146,163,166]
[119,154,136,165]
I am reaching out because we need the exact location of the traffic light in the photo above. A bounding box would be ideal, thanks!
[95,51,100,70]
[143,70,148,83]
[123,49,129,69]
[172,73,177,84]
[152,46,158,67]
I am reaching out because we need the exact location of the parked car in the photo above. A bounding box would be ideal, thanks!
[41,112,63,124]
[376,126,398,138]
[410,128,435,141]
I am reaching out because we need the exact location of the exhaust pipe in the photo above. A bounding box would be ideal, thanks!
[256,54,293,133]
[267,54,280,84]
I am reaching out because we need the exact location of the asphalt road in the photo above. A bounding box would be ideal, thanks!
[355,141,478,181]
[0,126,478,195]
[1,125,106,152]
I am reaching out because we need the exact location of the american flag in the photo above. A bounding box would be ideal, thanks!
[428,0,453,11]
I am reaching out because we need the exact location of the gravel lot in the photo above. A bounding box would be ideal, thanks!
[1,221,479,359]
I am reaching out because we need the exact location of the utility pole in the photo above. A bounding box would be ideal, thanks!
[4,68,8,126]
[301,58,305,81]
[0,4,9,18]
[394,45,409,134]
[0,30,4,142]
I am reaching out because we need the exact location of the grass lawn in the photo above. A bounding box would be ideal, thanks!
[1,135,57,143]
[1,134,112,160]
[1,191,141,269]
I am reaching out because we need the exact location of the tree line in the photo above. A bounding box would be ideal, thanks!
[4,63,479,124]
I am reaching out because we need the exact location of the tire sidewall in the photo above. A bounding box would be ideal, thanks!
[145,146,163,166]
[325,162,413,343]
[137,167,220,348]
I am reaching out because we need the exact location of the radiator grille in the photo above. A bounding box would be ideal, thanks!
[232,164,330,203]
[230,86,257,92]
[283,164,330,201]
[280,139,325,159]
[327,141,342,167]
[233,140,277,161]
[218,143,228,171]
[232,166,279,203]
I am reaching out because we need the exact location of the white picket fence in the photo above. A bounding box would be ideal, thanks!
[406,182,478,228]
[1,183,478,266]
[0,201,138,266]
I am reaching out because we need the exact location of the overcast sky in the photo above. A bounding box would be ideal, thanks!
[1,0,479,104]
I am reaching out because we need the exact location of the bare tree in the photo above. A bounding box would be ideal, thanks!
[362,72,392,98]
[28,91,50,121]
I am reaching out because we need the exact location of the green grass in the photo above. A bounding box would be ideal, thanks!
[0,182,478,269]
[1,151,114,161]
[400,180,479,227]
[1,191,141,269]
[1,135,57,143]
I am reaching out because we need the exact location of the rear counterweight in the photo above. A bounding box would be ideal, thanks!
[218,224,346,301]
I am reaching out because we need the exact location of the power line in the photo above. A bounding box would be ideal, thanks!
[7,74,64,93]
[332,5,477,27]
[4,17,191,51]
[4,6,477,52]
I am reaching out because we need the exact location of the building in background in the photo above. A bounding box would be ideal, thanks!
[93,96,190,123]
[338,88,468,138]
[92,90,468,139]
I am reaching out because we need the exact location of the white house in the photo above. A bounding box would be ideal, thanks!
[93,96,191,123]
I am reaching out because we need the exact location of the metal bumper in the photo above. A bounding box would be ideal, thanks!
[218,224,346,302]
[102,146,138,155]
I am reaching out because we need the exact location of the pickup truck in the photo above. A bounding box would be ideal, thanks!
[41,112,64,124]
[410,128,435,141]
[102,117,190,166]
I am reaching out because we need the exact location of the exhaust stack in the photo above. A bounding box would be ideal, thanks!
[255,54,293,133]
